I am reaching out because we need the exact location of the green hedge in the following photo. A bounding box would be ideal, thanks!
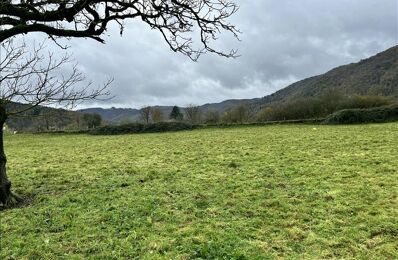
[323,104,398,124]
[90,121,197,135]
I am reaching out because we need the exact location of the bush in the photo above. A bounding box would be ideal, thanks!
[323,104,398,124]
[90,121,197,135]
[256,95,394,122]
[257,98,325,121]
[344,95,392,109]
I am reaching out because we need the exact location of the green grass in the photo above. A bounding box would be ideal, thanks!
[1,123,398,259]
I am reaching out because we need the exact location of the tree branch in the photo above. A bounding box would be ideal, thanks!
[0,0,240,60]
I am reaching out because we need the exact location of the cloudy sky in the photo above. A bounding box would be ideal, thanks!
[30,0,398,109]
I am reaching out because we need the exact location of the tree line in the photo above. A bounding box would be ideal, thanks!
[256,93,394,122]
[6,107,103,133]
[133,94,394,126]
[8,94,394,133]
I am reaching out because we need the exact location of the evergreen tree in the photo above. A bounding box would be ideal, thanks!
[169,106,184,121]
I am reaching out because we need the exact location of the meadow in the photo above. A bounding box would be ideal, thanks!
[1,123,397,259]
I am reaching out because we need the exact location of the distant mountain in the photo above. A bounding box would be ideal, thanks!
[257,45,398,106]
[79,106,173,123]
[79,107,140,123]
[80,99,260,123]
[199,98,260,112]
[10,45,398,128]
[81,45,398,123]
[8,46,398,130]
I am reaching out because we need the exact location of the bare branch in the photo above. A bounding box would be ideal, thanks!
[0,0,240,60]
[0,39,111,117]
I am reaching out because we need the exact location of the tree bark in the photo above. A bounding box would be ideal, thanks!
[0,105,21,206]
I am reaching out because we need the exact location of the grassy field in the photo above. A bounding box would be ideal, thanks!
[1,123,397,259]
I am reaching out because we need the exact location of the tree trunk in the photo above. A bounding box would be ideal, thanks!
[0,106,21,206]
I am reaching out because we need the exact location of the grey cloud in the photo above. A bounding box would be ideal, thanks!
[29,0,397,108]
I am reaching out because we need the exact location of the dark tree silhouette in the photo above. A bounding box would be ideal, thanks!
[0,0,240,60]
[169,106,183,121]
[0,40,109,206]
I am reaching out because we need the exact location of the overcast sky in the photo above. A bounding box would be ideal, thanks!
[28,0,398,109]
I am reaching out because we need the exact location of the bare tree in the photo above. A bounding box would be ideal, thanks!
[0,40,109,206]
[185,104,201,124]
[0,0,239,61]
[73,111,83,130]
[150,107,164,123]
[222,103,255,124]
[139,106,152,124]
[203,110,220,124]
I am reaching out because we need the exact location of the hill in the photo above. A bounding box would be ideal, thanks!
[82,45,398,122]
[5,102,79,132]
[80,99,259,124]
[5,102,106,132]
[79,107,141,124]
[258,45,398,106]
[8,45,398,128]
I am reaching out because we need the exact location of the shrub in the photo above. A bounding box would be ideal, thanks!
[90,121,196,135]
[343,95,392,109]
[257,98,325,121]
[256,95,395,122]
[323,104,398,124]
